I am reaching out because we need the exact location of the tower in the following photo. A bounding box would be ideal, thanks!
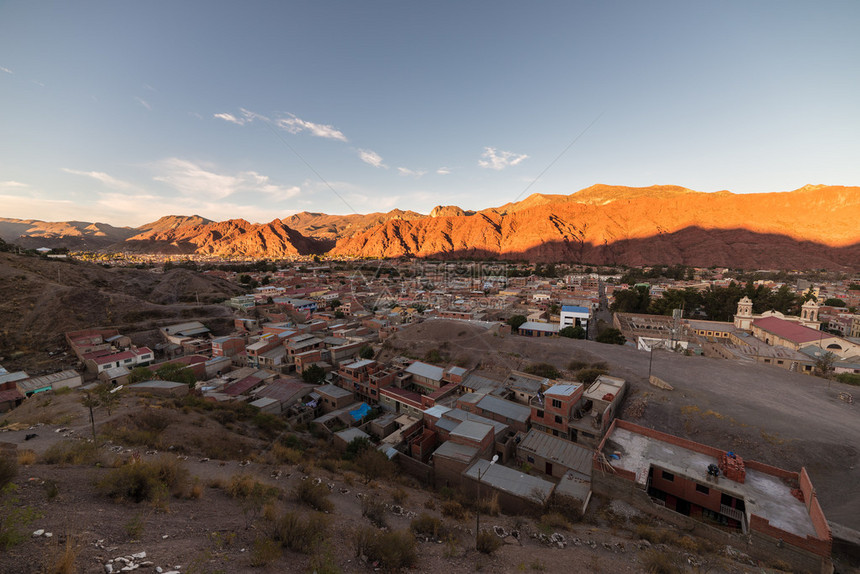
[800,299,821,329]
[734,296,753,330]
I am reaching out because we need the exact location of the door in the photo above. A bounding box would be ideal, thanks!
[545,462,553,476]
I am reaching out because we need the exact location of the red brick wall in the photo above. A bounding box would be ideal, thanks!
[650,467,723,513]
[749,515,831,558]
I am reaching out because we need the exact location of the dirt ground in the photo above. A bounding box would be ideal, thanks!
[385,319,860,532]
[1,395,771,574]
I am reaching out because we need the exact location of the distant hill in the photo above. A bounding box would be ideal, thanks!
[0,218,136,250]
[2,184,859,268]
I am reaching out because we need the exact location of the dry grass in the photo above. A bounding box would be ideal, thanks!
[441,500,468,521]
[41,536,78,574]
[17,449,36,466]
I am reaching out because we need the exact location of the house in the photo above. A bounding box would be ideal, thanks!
[128,380,188,397]
[462,459,556,515]
[84,347,154,375]
[518,321,559,337]
[212,336,245,358]
[752,316,860,358]
[316,384,355,413]
[594,419,832,574]
[516,428,592,480]
[457,393,531,433]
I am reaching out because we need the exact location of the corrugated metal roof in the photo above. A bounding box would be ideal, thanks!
[476,394,531,422]
[450,420,493,442]
[406,361,445,381]
[545,384,581,397]
[517,429,592,477]
[422,405,452,419]
[519,321,559,332]
[432,441,479,464]
[464,459,555,502]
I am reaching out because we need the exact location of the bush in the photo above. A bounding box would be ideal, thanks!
[0,456,16,491]
[540,511,572,532]
[41,536,78,574]
[596,328,626,345]
[41,441,100,465]
[575,368,608,385]
[441,500,467,521]
[476,529,502,554]
[97,456,188,503]
[274,511,330,553]
[362,496,388,528]
[249,536,281,567]
[17,450,36,466]
[836,373,860,386]
[567,360,589,371]
[410,513,446,539]
[640,549,682,574]
[352,526,417,570]
[476,493,500,517]
[524,363,561,380]
[227,474,279,502]
[295,479,334,512]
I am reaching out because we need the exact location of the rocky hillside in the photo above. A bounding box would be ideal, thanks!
[122,218,328,257]
[2,185,858,268]
[330,185,860,269]
[0,218,136,250]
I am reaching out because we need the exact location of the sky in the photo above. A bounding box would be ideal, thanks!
[1,1,859,227]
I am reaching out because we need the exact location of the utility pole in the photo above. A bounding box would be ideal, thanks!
[475,455,498,549]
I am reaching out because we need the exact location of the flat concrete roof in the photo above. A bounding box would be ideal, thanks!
[604,426,816,538]
[476,394,531,423]
[316,384,353,399]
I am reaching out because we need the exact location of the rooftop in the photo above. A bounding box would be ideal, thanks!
[450,420,494,443]
[518,429,592,478]
[603,424,817,539]
[476,394,531,423]
[406,361,445,381]
[753,316,826,345]
[464,459,555,504]
[432,441,480,465]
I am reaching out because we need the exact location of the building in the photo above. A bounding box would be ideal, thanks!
[594,419,832,574]
[518,321,559,337]
[559,305,591,333]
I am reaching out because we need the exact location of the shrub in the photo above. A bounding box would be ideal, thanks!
[41,535,78,574]
[567,360,589,371]
[0,484,42,549]
[295,479,334,512]
[540,511,572,532]
[524,363,561,379]
[352,526,417,570]
[441,500,467,521]
[249,536,281,567]
[97,456,188,503]
[476,529,502,554]
[0,456,16,491]
[575,368,608,385]
[410,513,446,539]
[423,499,436,510]
[362,496,388,528]
[41,441,100,465]
[227,474,278,501]
[392,487,408,505]
[274,511,330,553]
[308,542,341,574]
[17,449,36,466]
[355,448,394,484]
[640,549,682,574]
[476,493,500,517]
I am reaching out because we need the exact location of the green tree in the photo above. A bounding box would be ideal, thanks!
[524,363,561,379]
[129,367,155,384]
[302,364,326,384]
[238,274,252,284]
[328,299,342,310]
[334,310,345,319]
[95,382,122,415]
[596,328,626,345]
[559,326,586,339]
[355,448,395,485]
[156,363,196,387]
[610,285,650,314]
[507,315,527,331]
[814,352,836,378]
[824,298,846,307]
[359,345,375,360]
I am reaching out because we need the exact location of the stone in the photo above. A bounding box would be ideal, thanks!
[32,529,45,537]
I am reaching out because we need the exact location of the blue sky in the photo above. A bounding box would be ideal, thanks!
[1,1,858,227]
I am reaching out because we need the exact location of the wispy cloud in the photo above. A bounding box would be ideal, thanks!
[478,147,529,170]
[62,168,135,190]
[153,158,299,202]
[397,167,426,178]
[436,167,452,175]
[0,66,12,74]
[358,149,386,168]
[275,114,347,142]
[0,180,28,189]
[135,97,152,110]
[213,112,246,125]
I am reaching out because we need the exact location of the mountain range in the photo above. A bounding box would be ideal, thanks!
[3,184,859,269]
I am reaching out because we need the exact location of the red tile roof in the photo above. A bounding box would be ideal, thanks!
[753,317,824,344]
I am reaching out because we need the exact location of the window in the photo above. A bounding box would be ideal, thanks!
[696,484,709,495]
[661,471,674,482]
[554,415,562,424]
[551,399,562,409]
[536,409,544,418]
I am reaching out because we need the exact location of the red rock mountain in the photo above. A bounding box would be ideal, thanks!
[330,185,860,269]
[2,185,858,268]
[123,218,327,257]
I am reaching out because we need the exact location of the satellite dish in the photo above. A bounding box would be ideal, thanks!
[491,454,499,464]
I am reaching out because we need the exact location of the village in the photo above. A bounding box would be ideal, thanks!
[2,258,859,573]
